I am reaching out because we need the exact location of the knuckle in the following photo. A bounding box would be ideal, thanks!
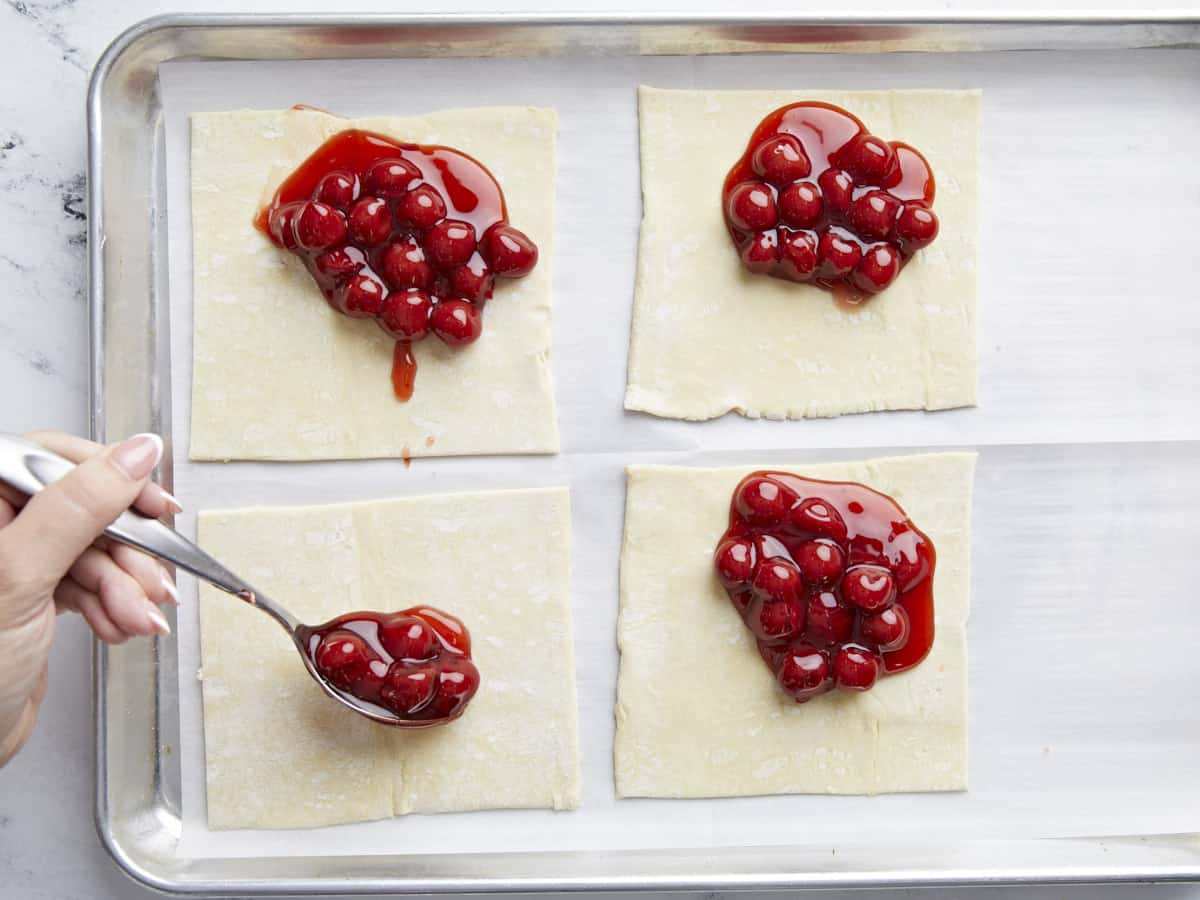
[93,566,125,603]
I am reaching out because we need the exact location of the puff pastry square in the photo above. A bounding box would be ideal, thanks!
[615,453,975,798]
[189,106,559,461]
[625,87,980,421]
[198,487,580,829]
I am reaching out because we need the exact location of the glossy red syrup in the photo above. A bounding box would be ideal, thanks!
[256,128,538,401]
[391,342,417,402]
[714,471,936,703]
[722,102,938,302]
[299,606,480,724]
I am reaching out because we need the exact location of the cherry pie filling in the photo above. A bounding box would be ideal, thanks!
[301,606,480,723]
[256,128,538,401]
[722,102,939,302]
[714,471,936,703]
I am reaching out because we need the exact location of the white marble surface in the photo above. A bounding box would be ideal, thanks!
[2,0,1199,897]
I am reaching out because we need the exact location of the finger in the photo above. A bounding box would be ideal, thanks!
[27,430,180,518]
[1,433,163,590]
[0,483,25,510]
[24,430,104,462]
[107,542,177,606]
[32,664,48,705]
[53,577,128,644]
[0,695,40,768]
[0,497,16,529]
[69,547,170,637]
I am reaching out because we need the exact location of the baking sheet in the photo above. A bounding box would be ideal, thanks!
[161,49,1200,859]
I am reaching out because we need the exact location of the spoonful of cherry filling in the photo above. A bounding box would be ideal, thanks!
[0,433,479,727]
[300,607,479,723]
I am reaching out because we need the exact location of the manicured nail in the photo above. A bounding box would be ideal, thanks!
[112,433,163,480]
[146,603,171,636]
[161,571,179,605]
[158,486,183,514]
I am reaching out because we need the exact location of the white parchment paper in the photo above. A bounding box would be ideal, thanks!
[161,49,1200,858]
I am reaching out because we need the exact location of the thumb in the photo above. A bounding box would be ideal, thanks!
[2,433,163,585]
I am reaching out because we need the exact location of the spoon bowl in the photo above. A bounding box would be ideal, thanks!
[0,433,456,728]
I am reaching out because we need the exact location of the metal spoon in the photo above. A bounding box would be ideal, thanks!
[0,432,446,728]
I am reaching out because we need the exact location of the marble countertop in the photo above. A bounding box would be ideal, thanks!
[1,1,1198,898]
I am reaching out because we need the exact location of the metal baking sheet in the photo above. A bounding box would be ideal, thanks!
[90,12,1200,894]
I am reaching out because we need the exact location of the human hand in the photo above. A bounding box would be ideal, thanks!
[0,432,179,766]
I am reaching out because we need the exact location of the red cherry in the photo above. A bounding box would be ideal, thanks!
[731,589,754,617]
[294,201,347,252]
[378,289,432,340]
[726,181,778,233]
[335,274,387,318]
[379,614,436,661]
[314,630,373,691]
[833,644,882,691]
[778,229,818,282]
[816,230,862,277]
[837,134,895,183]
[313,170,360,210]
[778,181,823,229]
[482,224,538,277]
[842,566,897,611]
[268,202,303,250]
[788,497,848,542]
[817,169,855,217]
[735,475,796,528]
[848,191,902,241]
[380,239,433,291]
[347,197,393,247]
[409,606,472,655]
[777,645,830,702]
[364,158,421,199]
[715,537,757,588]
[893,202,939,254]
[357,658,389,703]
[379,662,438,716]
[313,246,364,282]
[430,299,482,347]
[740,230,779,274]
[751,558,803,605]
[806,590,854,647]
[794,539,846,585]
[425,219,478,270]
[747,598,803,644]
[425,658,481,720]
[751,134,811,186]
[396,184,447,229]
[859,604,909,652]
[851,244,901,294]
[448,254,494,302]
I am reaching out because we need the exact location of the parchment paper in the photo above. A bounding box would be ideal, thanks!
[161,48,1200,859]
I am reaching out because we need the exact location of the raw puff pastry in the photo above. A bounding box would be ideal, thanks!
[625,87,980,421]
[615,453,975,798]
[189,106,559,461]
[198,487,580,829]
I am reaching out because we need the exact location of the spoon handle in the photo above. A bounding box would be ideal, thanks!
[0,433,299,632]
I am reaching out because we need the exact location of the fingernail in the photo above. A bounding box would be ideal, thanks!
[158,486,183,514]
[112,433,164,480]
[161,571,179,605]
[145,603,171,636]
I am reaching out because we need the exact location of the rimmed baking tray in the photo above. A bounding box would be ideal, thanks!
[89,12,1200,894]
